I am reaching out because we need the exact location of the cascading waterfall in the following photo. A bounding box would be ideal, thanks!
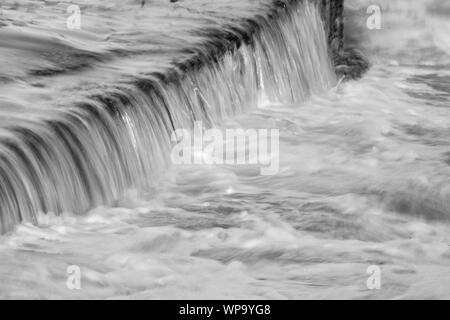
[0,0,335,233]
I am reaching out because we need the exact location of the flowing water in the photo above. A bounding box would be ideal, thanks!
[0,0,450,299]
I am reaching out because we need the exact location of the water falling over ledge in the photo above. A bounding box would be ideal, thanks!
[0,0,336,233]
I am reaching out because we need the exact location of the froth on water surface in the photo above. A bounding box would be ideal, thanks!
[0,0,450,299]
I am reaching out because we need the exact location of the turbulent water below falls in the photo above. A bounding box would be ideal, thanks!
[1,0,450,299]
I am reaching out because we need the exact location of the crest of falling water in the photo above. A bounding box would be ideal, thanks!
[0,1,335,233]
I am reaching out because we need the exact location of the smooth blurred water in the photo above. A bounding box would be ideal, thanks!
[1,0,450,299]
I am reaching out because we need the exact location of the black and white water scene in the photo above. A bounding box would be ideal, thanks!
[0,0,449,299]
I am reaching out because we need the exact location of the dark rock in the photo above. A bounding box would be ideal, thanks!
[321,0,369,80]
[320,0,344,54]
[333,48,370,80]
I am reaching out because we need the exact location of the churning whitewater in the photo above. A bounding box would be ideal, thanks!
[0,0,450,299]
